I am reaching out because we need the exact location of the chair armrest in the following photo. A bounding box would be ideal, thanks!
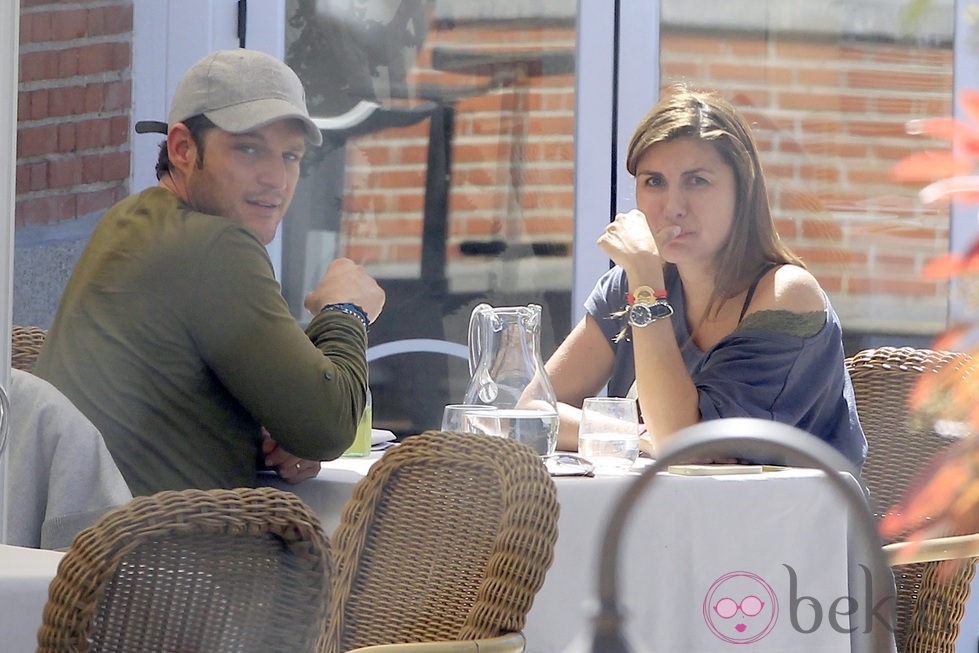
[883,533,979,565]
[346,632,526,653]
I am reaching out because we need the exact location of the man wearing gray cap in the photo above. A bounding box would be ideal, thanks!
[36,49,385,496]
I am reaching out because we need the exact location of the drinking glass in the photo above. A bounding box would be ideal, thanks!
[577,397,640,470]
[441,404,498,432]
[462,409,502,437]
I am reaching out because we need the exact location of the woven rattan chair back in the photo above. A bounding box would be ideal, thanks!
[325,431,559,653]
[12,325,46,372]
[846,346,977,653]
[36,486,332,653]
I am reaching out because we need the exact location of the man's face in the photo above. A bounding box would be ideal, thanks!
[184,120,307,245]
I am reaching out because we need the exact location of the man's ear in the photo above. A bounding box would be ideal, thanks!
[166,123,197,172]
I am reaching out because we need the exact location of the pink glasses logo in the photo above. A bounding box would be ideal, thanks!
[703,571,779,644]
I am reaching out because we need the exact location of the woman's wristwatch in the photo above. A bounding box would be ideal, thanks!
[627,285,674,328]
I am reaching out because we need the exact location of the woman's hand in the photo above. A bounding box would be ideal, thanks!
[597,209,680,280]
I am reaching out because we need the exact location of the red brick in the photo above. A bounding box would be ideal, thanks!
[14,164,29,194]
[526,114,572,137]
[16,92,30,122]
[452,216,500,236]
[88,5,134,36]
[778,92,841,113]
[801,219,844,240]
[818,275,843,292]
[662,32,729,56]
[848,167,894,185]
[29,88,52,120]
[662,62,700,79]
[799,164,840,183]
[375,218,423,238]
[16,124,57,158]
[794,245,867,265]
[774,41,840,61]
[797,67,843,86]
[109,115,130,145]
[77,186,123,216]
[16,193,77,225]
[47,86,85,118]
[526,141,573,160]
[450,188,512,212]
[100,151,131,181]
[848,277,939,296]
[75,119,110,150]
[846,120,908,138]
[81,155,102,185]
[523,166,573,186]
[48,157,83,188]
[56,122,76,152]
[342,243,383,261]
[24,11,52,43]
[18,50,59,82]
[344,194,378,213]
[524,216,572,235]
[77,42,131,75]
[522,189,573,208]
[847,68,947,93]
[51,8,88,41]
[394,191,425,212]
[390,242,422,261]
[28,162,47,192]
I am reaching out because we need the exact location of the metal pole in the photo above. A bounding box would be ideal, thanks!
[0,0,20,545]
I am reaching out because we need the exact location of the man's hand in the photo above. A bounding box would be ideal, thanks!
[304,257,385,322]
[262,428,321,483]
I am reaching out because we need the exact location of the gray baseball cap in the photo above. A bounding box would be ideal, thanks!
[135,49,322,146]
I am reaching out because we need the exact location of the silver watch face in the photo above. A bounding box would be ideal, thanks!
[628,301,674,327]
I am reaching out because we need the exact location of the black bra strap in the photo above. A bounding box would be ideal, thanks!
[738,264,779,323]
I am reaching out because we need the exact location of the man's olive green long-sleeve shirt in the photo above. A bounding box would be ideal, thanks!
[36,187,367,496]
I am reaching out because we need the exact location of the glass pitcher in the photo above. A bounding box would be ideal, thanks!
[464,303,558,455]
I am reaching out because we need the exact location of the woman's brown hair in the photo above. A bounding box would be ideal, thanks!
[627,84,804,319]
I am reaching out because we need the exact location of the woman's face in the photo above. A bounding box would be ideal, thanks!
[634,136,737,268]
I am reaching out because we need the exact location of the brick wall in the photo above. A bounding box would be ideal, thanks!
[12,4,954,334]
[332,22,952,332]
[662,30,952,331]
[15,0,133,228]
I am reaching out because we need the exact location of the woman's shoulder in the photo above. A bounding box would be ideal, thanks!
[750,264,825,314]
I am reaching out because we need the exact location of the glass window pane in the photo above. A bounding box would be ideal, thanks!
[659,0,954,351]
[283,0,579,435]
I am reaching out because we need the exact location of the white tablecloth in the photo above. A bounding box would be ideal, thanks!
[0,544,64,652]
[0,455,893,652]
[265,453,896,653]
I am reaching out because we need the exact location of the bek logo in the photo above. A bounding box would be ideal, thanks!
[703,571,779,644]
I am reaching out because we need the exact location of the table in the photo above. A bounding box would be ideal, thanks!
[265,454,896,653]
[0,457,892,652]
[0,544,64,652]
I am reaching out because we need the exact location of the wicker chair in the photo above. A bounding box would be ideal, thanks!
[846,346,979,653]
[36,486,332,653]
[12,324,46,372]
[324,431,559,653]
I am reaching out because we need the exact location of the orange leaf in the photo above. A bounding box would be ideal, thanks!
[892,151,972,182]
[922,253,965,279]
[907,117,979,155]
[929,325,971,355]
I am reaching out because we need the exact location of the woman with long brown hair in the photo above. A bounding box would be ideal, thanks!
[547,84,865,467]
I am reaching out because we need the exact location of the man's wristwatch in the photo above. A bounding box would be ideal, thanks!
[627,285,674,328]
